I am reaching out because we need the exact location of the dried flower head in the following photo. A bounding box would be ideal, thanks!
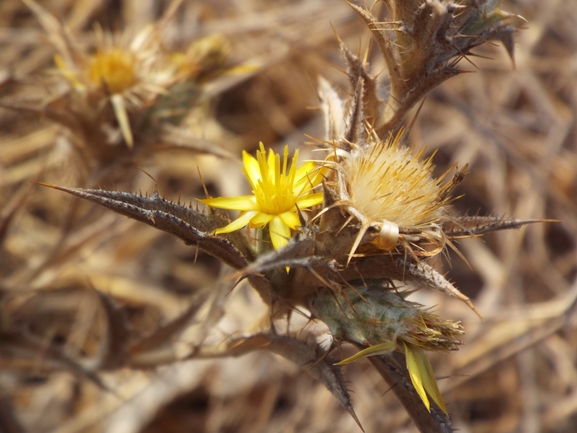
[323,130,464,260]
[53,25,177,148]
[23,0,232,157]
[200,143,324,250]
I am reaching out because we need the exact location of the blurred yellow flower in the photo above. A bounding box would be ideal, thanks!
[52,24,176,148]
[87,48,137,94]
[201,143,324,250]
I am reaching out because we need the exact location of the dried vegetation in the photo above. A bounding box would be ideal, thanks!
[1,1,577,432]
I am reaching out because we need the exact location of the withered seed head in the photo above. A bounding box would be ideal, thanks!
[322,129,459,260]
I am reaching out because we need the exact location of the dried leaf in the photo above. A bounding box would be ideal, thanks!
[158,123,237,160]
[266,335,364,432]
[0,328,109,391]
[129,295,206,362]
[195,333,363,431]
[93,290,130,370]
[0,181,30,245]
[317,76,345,142]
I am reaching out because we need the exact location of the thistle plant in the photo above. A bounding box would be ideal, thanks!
[16,0,551,431]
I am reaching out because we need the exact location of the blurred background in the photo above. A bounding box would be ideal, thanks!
[0,1,576,432]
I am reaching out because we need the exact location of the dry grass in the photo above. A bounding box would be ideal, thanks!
[1,1,576,432]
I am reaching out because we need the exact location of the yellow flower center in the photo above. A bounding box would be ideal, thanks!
[252,146,298,215]
[87,48,136,93]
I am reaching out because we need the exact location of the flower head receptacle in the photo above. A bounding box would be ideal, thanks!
[309,285,463,413]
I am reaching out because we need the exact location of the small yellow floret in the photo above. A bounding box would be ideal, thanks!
[87,48,137,94]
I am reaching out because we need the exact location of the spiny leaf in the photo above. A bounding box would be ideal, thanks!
[35,183,280,306]
[94,290,130,370]
[35,183,251,269]
[339,42,381,127]
[441,216,553,238]
[344,78,367,145]
[265,335,364,432]
[398,258,483,320]
[238,232,344,305]
[347,3,403,99]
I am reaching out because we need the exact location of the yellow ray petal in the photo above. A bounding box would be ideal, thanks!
[278,211,301,230]
[294,162,321,190]
[250,212,273,227]
[414,347,448,414]
[199,195,257,211]
[213,211,257,234]
[269,217,291,250]
[242,150,261,188]
[295,192,324,209]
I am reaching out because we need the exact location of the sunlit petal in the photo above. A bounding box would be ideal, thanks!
[213,211,257,234]
[334,341,396,365]
[200,195,257,211]
[250,212,273,227]
[278,211,301,229]
[295,192,324,208]
[242,151,261,188]
[410,345,448,414]
[269,217,291,250]
[294,161,317,180]
[294,164,323,191]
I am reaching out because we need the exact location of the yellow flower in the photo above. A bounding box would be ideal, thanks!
[87,48,137,94]
[201,143,324,250]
